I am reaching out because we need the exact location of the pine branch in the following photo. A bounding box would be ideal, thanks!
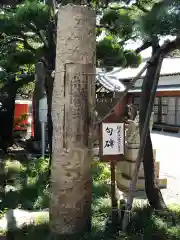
[135,41,152,54]
[16,74,34,88]
[0,74,34,94]
[3,37,24,44]
[109,6,133,11]
[2,35,36,52]
[109,1,149,12]
[39,30,49,48]
[27,22,48,48]
[134,1,149,13]
[19,32,37,52]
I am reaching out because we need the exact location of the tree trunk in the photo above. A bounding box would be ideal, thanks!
[45,73,54,156]
[45,0,56,157]
[0,80,17,152]
[139,44,166,209]
[32,62,46,142]
[50,4,96,237]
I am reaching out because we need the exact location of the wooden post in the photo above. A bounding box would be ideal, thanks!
[0,159,4,206]
[122,56,163,230]
[111,160,118,225]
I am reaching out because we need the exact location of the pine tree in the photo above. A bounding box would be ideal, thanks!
[0,28,35,150]
[116,0,180,213]
[135,0,180,210]
[0,0,141,148]
[0,0,141,236]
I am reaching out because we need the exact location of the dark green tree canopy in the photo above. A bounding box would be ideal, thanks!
[141,0,180,37]
[1,0,180,82]
[0,0,143,80]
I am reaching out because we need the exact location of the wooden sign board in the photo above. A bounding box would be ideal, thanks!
[100,122,125,162]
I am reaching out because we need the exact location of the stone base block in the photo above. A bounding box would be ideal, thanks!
[125,146,156,162]
[116,175,167,192]
[116,161,160,179]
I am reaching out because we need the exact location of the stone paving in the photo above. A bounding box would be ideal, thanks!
[151,131,180,205]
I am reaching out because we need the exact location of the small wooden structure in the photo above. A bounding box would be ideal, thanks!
[96,70,167,197]
[108,58,180,132]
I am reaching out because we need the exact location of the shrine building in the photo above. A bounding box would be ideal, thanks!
[96,57,180,132]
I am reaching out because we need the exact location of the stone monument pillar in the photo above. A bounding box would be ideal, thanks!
[50,4,96,237]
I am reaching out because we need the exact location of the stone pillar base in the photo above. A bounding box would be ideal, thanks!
[116,161,160,179]
[116,148,167,194]
[125,145,156,162]
[116,175,167,192]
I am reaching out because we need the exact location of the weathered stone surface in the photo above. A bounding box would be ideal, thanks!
[125,112,154,149]
[116,161,160,179]
[126,120,140,149]
[51,4,96,235]
[125,146,156,162]
[116,175,167,192]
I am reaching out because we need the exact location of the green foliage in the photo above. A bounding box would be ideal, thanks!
[92,161,111,183]
[100,9,133,38]
[0,0,47,92]
[96,27,103,37]
[97,36,142,69]
[97,36,125,67]
[1,0,180,81]
[4,160,25,175]
[14,113,28,129]
[0,0,142,82]
[126,206,180,239]
[97,4,142,69]
[140,0,180,37]
[13,113,29,139]
[1,156,180,239]
[124,50,142,67]
[15,0,49,30]
[0,1,49,35]
[0,50,35,72]
[2,156,49,210]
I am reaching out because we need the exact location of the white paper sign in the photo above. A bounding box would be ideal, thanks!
[39,97,48,123]
[102,123,124,155]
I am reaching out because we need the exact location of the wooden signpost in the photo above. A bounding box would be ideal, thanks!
[101,121,125,225]
[102,123,124,156]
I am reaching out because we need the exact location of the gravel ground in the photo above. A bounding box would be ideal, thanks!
[151,131,180,205]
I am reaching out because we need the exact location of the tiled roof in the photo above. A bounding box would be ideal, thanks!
[96,58,180,93]
[108,58,180,80]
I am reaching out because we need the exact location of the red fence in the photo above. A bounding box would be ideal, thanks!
[14,100,34,136]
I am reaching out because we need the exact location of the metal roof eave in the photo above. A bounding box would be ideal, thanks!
[109,58,180,81]
[96,73,126,93]
[118,72,180,82]
[129,85,180,93]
